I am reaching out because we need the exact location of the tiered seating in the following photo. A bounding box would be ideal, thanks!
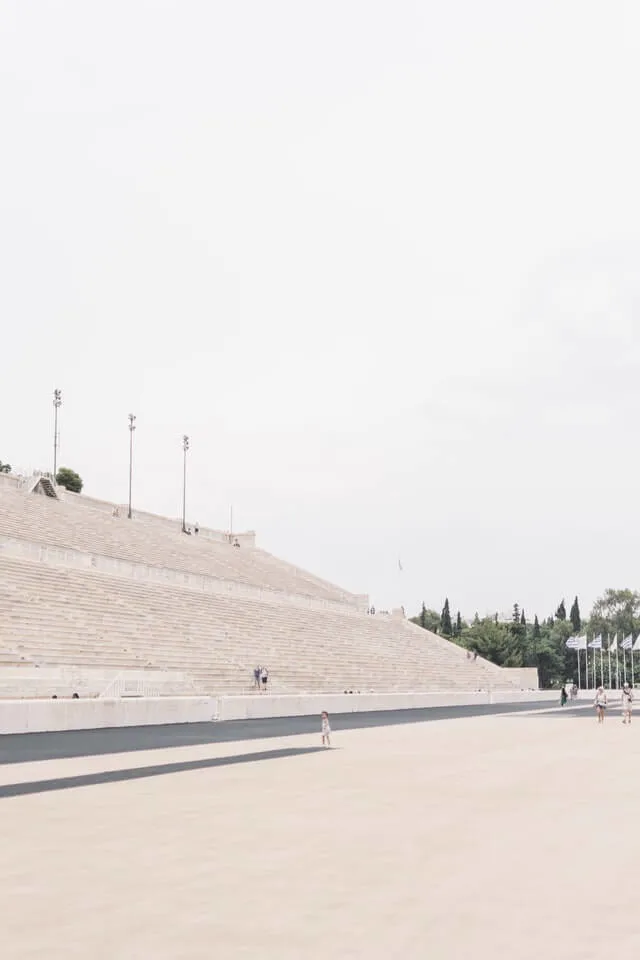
[0,553,516,695]
[0,484,360,607]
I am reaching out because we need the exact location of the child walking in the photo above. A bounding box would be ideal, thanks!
[321,711,331,747]
[621,682,633,724]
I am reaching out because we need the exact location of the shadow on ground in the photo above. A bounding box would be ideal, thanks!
[0,745,327,799]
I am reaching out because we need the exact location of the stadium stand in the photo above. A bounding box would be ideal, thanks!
[0,472,521,698]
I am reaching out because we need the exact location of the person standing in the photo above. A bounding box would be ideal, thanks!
[253,666,261,692]
[621,682,633,724]
[560,686,568,707]
[594,686,607,723]
[321,711,331,747]
[260,666,269,692]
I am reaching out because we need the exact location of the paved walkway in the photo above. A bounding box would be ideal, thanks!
[3,701,634,959]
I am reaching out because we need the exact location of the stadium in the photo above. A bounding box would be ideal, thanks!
[0,467,537,719]
[3,3,637,956]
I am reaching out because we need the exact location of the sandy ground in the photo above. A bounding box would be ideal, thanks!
[2,705,638,959]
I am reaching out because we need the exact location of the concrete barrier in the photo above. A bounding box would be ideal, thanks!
[0,696,217,735]
[0,689,569,735]
[215,689,561,721]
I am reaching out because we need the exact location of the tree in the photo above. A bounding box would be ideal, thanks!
[409,606,440,634]
[569,596,581,633]
[556,599,567,621]
[512,603,520,624]
[589,588,640,640]
[453,611,463,637]
[520,609,526,627]
[0,461,10,473]
[55,467,83,493]
[533,615,541,640]
[440,598,453,636]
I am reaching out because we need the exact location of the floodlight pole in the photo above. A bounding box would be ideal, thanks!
[182,435,190,533]
[53,389,62,479]
[128,414,136,519]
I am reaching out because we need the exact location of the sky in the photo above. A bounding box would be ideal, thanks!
[1,0,640,622]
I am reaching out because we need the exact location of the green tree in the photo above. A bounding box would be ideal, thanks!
[520,609,526,627]
[569,596,581,633]
[440,598,453,637]
[589,588,640,640]
[533,615,541,640]
[55,467,83,493]
[453,610,463,637]
[409,606,440,634]
[556,599,567,621]
[0,461,10,473]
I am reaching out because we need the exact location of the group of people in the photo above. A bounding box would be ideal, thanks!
[560,683,578,705]
[253,666,269,691]
[594,683,634,723]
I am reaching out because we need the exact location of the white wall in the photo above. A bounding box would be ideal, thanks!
[0,697,216,735]
[216,689,560,721]
[0,690,567,735]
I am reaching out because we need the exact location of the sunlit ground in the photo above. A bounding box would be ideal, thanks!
[2,704,637,959]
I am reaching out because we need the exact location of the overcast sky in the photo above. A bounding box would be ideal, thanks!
[1,1,639,621]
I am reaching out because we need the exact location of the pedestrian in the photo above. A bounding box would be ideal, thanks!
[260,666,268,692]
[621,682,633,724]
[321,711,331,747]
[560,685,568,707]
[253,666,261,692]
[594,686,607,723]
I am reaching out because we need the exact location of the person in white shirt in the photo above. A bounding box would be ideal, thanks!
[594,686,607,723]
[621,682,633,724]
[321,711,331,747]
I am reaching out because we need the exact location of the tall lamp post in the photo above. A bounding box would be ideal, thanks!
[128,414,136,519]
[53,389,62,479]
[182,435,190,533]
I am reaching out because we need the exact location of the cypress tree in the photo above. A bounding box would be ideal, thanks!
[440,598,453,636]
[556,599,567,621]
[520,609,526,627]
[419,602,427,629]
[569,596,581,633]
[454,611,463,636]
[533,615,541,639]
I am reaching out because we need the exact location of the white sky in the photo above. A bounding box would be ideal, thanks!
[1,1,640,621]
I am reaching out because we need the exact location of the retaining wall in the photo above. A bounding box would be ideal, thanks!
[0,689,566,735]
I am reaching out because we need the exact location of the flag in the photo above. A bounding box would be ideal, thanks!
[567,635,587,649]
[398,558,403,572]
[622,635,633,650]
[633,637,640,652]
[589,636,602,649]
[609,635,618,652]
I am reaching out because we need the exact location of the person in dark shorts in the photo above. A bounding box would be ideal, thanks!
[260,666,268,691]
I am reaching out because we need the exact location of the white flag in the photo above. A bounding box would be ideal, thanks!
[622,635,633,650]
[576,635,587,650]
[566,637,579,649]
[633,636,640,652]
[589,636,603,649]
[609,635,618,652]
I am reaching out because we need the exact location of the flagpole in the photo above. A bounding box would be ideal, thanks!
[632,644,635,688]
[608,635,612,689]
[616,643,620,689]
[577,648,581,690]
[593,640,596,689]
[624,647,627,684]
[600,644,604,687]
